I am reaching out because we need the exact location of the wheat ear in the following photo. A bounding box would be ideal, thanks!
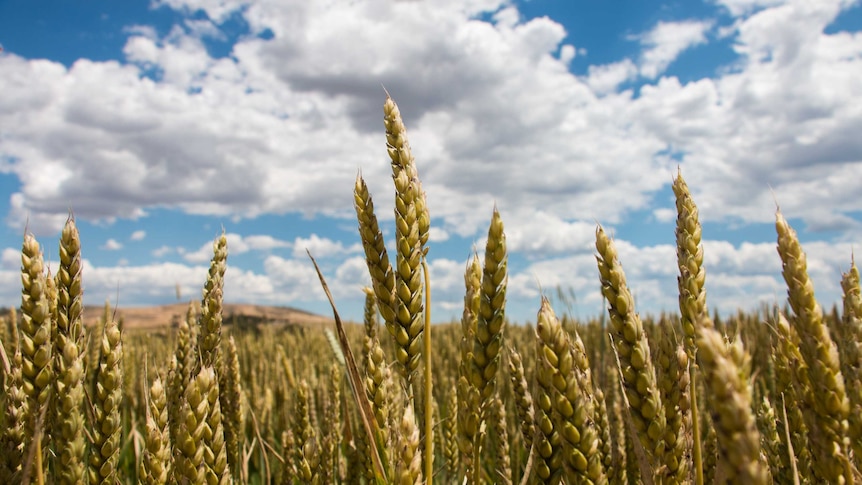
[776,210,853,483]
[840,258,862,461]
[473,208,508,404]
[88,312,123,485]
[141,375,171,485]
[19,233,53,481]
[222,335,244,478]
[595,225,667,470]
[508,346,535,452]
[198,232,227,371]
[52,216,86,484]
[697,324,768,484]
[457,254,482,484]
[384,96,425,388]
[537,298,607,484]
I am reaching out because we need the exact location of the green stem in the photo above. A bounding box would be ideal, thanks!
[422,258,433,485]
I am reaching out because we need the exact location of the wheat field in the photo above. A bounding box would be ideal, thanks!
[1,95,860,484]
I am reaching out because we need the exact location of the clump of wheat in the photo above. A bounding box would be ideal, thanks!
[7,92,862,485]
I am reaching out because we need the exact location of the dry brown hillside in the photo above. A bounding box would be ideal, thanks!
[81,302,332,329]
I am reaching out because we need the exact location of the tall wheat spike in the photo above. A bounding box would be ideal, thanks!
[776,211,853,483]
[595,225,667,474]
[52,216,87,484]
[473,208,508,407]
[384,95,426,387]
[198,232,228,371]
[672,170,707,485]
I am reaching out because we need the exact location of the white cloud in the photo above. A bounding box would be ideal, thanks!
[101,238,123,251]
[293,234,360,259]
[559,44,576,65]
[505,211,596,256]
[244,234,292,250]
[0,0,667,243]
[637,20,713,79]
[181,232,292,263]
[152,245,174,257]
[184,19,225,40]
[130,230,146,241]
[715,0,788,17]
[0,226,856,324]
[585,59,638,95]
[428,226,450,243]
[1,248,19,269]
[123,24,158,41]
[506,231,856,319]
[1,0,861,321]
[653,207,676,223]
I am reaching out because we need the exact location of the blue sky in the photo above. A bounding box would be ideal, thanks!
[1,0,860,323]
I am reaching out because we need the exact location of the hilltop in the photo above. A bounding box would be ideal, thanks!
[80,302,332,329]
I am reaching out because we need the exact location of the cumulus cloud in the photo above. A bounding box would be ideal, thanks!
[0,0,669,242]
[101,238,123,250]
[152,245,174,257]
[4,0,844,240]
[505,211,597,256]
[505,233,856,319]
[0,0,861,320]
[292,234,360,259]
[715,0,789,17]
[1,247,19,269]
[182,232,291,263]
[585,59,638,95]
[0,221,857,322]
[637,20,713,78]
[130,230,146,241]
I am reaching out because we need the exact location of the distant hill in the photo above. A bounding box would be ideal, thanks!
[80,302,333,329]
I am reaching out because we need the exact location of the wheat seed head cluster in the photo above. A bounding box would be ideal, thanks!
[0,95,860,485]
